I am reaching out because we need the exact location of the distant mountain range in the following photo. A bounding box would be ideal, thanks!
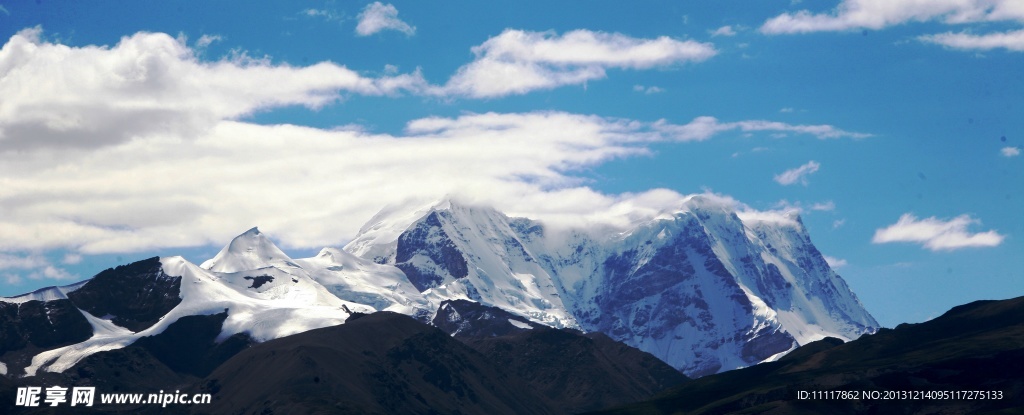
[1,196,877,380]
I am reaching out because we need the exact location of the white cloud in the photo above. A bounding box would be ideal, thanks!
[811,201,836,211]
[62,253,83,265]
[0,111,866,254]
[774,161,821,185]
[761,0,1024,34]
[195,34,222,49]
[0,29,869,254]
[780,107,795,113]
[920,29,1024,51]
[833,219,846,229]
[301,8,343,22]
[633,84,664,94]
[711,25,737,37]
[872,214,1005,251]
[653,117,868,142]
[0,5,9,16]
[356,2,415,36]
[0,27,427,151]
[0,253,76,284]
[823,255,848,268]
[441,29,716,98]
[1002,146,1022,156]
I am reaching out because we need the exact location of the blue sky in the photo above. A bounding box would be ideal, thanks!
[0,0,1021,327]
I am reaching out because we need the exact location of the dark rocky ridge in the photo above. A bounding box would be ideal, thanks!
[66,257,182,332]
[588,295,1024,415]
[0,298,93,375]
[432,299,546,338]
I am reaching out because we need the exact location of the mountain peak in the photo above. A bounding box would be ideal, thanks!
[200,227,294,273]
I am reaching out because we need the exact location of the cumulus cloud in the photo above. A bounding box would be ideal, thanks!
[356,2,415,36]
[761,0,1024,34]
[0,27,428,151]
[774,161,821,185]
[872,214,1005,251]
[1002,146,1022,156]
[440,29,716,98]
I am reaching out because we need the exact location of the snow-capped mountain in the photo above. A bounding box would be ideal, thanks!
[347,196,878,376]
[0,197,877,378]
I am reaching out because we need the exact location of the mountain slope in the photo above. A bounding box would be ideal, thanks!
[200,312,558,415]
[2,196,877,379]
[433,299,690,414]
[348,197,877,376]
[588,295,1024,415]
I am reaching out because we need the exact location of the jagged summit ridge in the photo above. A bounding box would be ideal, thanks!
[345,197,878,376]
[4,196,878,378]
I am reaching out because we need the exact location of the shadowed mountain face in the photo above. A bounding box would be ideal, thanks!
[587,295,1024,415]
[0,299,92,374]
[200,311,557,415]
[433,299,690,414]
[66,256,182,333]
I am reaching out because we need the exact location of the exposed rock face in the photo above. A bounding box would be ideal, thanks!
[67,256,182,332]
[351,198,877,376]
[395,211,469,291]
[0,298,93,375]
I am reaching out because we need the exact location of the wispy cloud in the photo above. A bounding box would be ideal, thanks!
[920,29,1024,52]
[823,255,848,268]
[356,2,415,36]
[0,5,9,16]
[774,161,821,186]
[301,8,344,22]
[195,34,222,49]
[710,25,737,37]
[810,201,836,211]
[872,214,1005,251]
[1002,146,1022,157]
[0,253,76,284]
[633,85,665,94]
[761,0,1024,34]
[440,29,716,98]
[654,117,868,142]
